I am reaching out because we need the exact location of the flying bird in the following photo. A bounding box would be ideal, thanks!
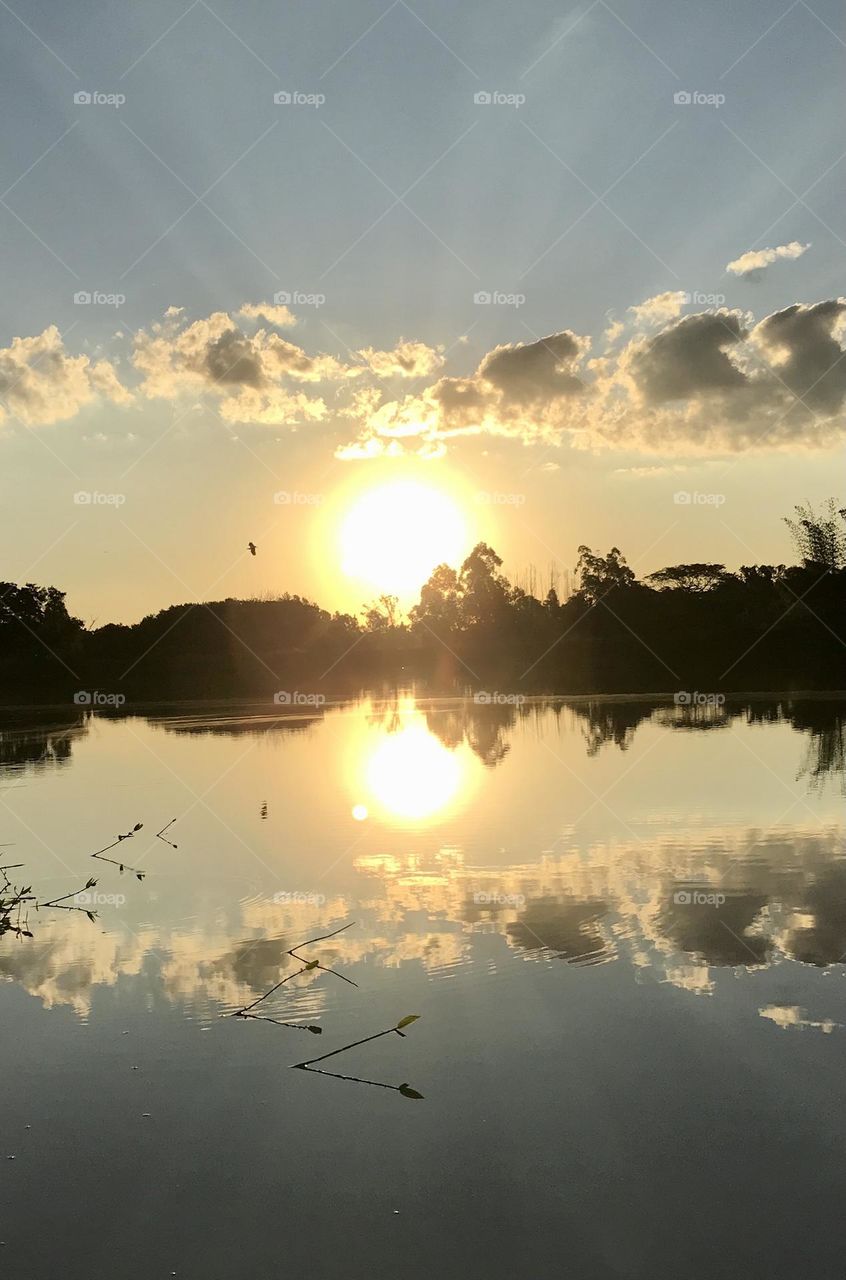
[247,541,257,556]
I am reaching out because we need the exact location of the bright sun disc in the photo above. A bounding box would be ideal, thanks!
[339,481,467,599]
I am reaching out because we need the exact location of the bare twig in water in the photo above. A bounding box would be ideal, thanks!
[230,921,357,1029]
[288,921,359,988]
[236,1011,322,1034]
[155,818,178,849]
[91,823,146,879]
[1,865,101,938]
[291,1015,424,1098]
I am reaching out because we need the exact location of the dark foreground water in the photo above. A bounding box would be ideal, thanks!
[1,694,845,1279]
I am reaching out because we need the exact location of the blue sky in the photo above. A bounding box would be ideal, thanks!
[1,0,844,621]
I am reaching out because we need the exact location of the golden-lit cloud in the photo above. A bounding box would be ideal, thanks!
[726,241,810,278]
[0,326,130,426]
[358,339,444,378]
[6,292,846,456]
[237,301,298,327]
[335,300,846,458]
[628,290,688,327]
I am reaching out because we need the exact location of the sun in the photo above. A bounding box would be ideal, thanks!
[339,480,468,601]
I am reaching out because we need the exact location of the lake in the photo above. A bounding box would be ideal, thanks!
[1,694,845,1279]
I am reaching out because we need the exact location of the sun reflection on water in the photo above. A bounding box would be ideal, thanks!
[353,703,472,823]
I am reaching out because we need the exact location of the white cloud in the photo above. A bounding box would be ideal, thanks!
[358,339,445,378]
[0,326,130,426]
[10,293,846,460]
[726,240,810,278]
[628,290,687,327]
[238,301,297,327]
[132,308,358,424]
[336,299,846,458]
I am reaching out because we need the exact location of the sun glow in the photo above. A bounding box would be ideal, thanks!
[348,700,476,824]
[364,721,464,821]
[339,480,468,601]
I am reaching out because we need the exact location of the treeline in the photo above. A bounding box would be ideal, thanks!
[1,501,844,701]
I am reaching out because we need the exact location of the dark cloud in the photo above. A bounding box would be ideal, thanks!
[630,312,749,404]
[205,328,265,388]
[478,331,586,403]
[754,299,846,414]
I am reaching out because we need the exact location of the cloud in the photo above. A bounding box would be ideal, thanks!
[358,339,444,378]
[132,308,359,423]
[726,240,810,278]
[628,290,687,327]
[613,464,688,477]
[752,299,846,413]
[237,301,297,327]
[759,1004,837,1033]
[337,299,846,458]
[0,326,130,426]
[10,293,846,458]
[627,311,749,403]
[477,330,588,403]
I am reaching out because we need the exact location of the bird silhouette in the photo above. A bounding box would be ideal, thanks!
[247,541,257,556]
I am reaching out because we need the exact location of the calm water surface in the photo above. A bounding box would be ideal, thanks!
[1,695,845,1279]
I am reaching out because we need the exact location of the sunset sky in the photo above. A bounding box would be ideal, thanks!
[1,0,844,623]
